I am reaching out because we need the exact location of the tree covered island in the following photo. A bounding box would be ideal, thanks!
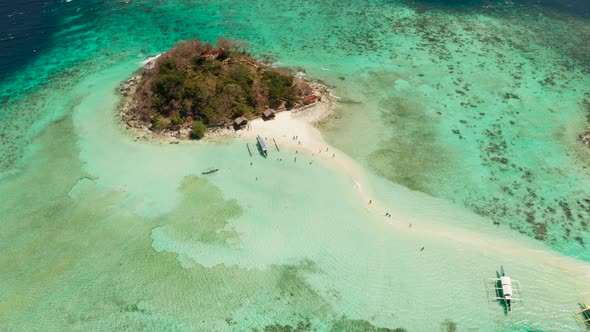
[120,39,320,140]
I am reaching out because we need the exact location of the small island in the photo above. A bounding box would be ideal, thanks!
[120,38,326,141]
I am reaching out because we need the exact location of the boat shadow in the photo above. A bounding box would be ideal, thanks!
[256,142,267,158]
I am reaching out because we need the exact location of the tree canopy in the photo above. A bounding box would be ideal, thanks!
[129,38,313,138]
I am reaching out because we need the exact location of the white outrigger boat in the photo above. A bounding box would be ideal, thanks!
[485,266,522,312]
[256,135,268,157]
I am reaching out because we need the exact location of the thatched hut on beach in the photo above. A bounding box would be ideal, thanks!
[234,116,248,127]
[262,109,276,120]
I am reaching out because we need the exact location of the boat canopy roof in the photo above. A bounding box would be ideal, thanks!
[501,276,513,296]
[257,135,267,151]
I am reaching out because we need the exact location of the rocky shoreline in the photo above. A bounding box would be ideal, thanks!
[117,57,335,144]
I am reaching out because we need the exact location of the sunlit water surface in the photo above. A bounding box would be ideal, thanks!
[1,0,590,330]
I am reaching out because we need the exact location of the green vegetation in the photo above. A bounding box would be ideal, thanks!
[150,115,166,131]
[190,120,207,139]
[264,71,297,109]
[130,38,313,138]
[170,116,184,126]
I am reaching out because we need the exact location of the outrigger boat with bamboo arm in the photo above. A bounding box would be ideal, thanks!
[575,298,590,330]
[485,265,522,312]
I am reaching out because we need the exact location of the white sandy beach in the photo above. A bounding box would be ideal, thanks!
[217,100,590,283]
[206,95,376,200]
[116,58,590,307]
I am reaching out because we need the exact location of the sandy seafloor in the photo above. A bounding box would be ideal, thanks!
[1,0,590,330]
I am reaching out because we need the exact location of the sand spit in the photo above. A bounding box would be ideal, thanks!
[116,59,590,291]
[225,103,590,283]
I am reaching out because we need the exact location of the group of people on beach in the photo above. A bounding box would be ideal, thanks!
[250,134,336,168]
[252,135,426,252]
[292,135,302,146]
[368,199,421,250]
[369,200,393,218]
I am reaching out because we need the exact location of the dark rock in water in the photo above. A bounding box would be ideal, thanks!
[499,157,508,164]
[533,223,548,240]
[440,319,457,332]
[503,92,520,100]
[542,76,556,86]
[330,316,405,331]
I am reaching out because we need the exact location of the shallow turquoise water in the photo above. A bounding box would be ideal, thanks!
[2,0,590,330]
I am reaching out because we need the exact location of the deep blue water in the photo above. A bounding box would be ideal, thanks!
[1,0,588,86]
[0,0,60,81]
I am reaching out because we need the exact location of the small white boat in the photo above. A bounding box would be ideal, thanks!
[257,135,267,156]
[499,266,513,311]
